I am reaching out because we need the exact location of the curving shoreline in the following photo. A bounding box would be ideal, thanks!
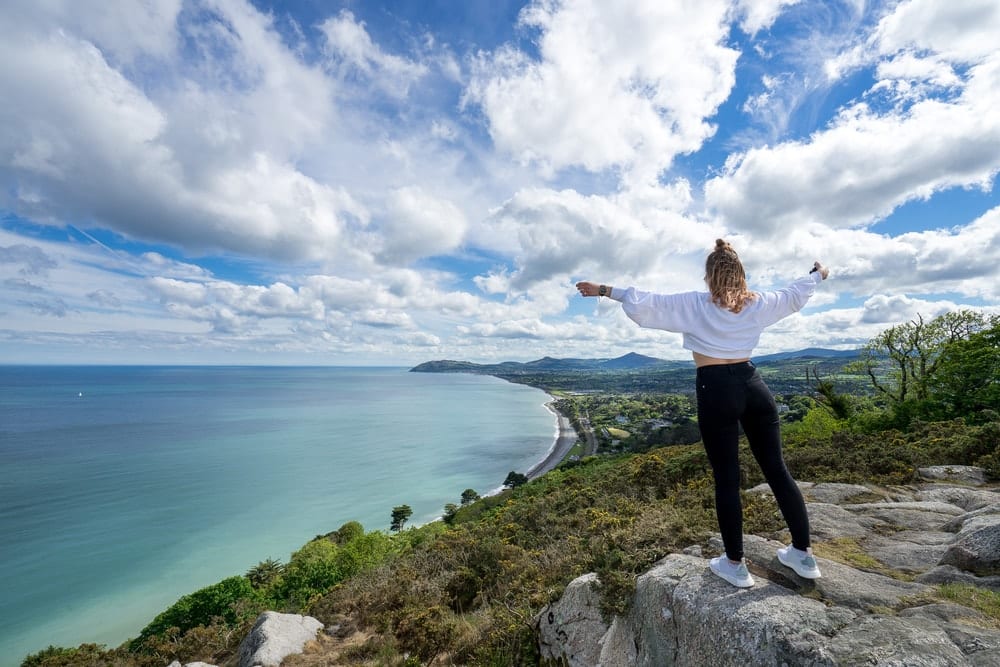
[525,398,580,479]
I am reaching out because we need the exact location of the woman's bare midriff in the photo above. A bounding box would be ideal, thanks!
[692,351,750,368]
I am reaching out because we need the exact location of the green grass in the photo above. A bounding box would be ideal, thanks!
[936,584,1000,627]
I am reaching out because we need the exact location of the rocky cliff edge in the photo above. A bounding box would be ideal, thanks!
[538,466,1000,666]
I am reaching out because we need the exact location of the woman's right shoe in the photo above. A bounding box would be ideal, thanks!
[777,545,822,579]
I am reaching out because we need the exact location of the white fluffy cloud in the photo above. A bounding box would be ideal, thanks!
[873,0,1000,62]
[733,0,802,35]
[12,0,182,63]
[378,187,468,263]
[480,184,713,292]
[465,0,738,180]
[706,55,1000,234]
[0,3,373,263]
[709,0,1000,236]
[320,9,428,97]
[0,0,486,270]
[731,205,1000,303]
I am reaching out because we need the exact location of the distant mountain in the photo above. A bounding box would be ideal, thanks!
[411,349,858,374]
[523,356,601,370]
[599,352,667,369]
[753,348,860,363]
[410,352,674,374]
[406,360,484,372]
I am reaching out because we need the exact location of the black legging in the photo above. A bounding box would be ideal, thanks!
[696,361,810,561]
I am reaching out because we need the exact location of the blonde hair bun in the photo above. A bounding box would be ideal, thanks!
[715,238,736,254]
[706,239,753,313]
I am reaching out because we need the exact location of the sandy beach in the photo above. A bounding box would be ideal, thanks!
[526,398,581,479]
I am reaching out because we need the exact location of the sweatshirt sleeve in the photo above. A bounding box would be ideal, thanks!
[754,272,823,327]
[607,286,696,332]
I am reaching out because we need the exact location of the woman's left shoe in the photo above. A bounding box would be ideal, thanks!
[709,556,755,588]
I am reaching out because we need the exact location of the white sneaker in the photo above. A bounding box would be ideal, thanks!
[709,556,755,588]
[777,545,822,579]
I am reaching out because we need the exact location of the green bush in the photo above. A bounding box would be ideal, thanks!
[334,520,365,544]
[21,645,111,667]
[276,538,344,606]
[272,529,398,608]
[337,531,397,579]
[131,576,262,651]
[782,407,844,441]
[246,557,285,589]
[782,417,1000,485]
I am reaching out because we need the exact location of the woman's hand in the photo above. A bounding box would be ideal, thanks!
[576,281,603,297]
[811,262,830,280]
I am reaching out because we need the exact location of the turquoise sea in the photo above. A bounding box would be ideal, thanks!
[0,366,559,666]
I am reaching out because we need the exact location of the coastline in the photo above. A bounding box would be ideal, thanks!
[525,397,580,479]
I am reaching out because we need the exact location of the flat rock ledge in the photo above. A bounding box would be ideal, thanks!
[918,465,988,486]
[538,477,1000,666]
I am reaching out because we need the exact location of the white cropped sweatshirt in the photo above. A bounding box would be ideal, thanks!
[607,271,823,358]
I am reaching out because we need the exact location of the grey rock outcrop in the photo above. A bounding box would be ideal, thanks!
[863,532,952,573]
[916,564,1000,592]
[237,611,323,667]
[537,477,1000,666]
[536,573,608,666]
[918,465,988,485]
[804,482,876,504]
[800,502,872,540]
[917,487,999,511]
[940,515,1000,576]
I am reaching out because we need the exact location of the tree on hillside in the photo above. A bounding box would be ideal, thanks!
[460,488,480,505]
[781,394,816,422]
[809,368,853,419]
[503,471,529,488]
[390,504,413,532]
[246,558,285,589]
[334,520,365,544]
[928,321,1000,421]
[852,310,993,404]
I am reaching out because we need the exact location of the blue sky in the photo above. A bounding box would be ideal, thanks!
[1,0,998,365]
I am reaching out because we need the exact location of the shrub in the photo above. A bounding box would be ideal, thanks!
[336,531,396,579]
[334,520,365,544]
[394,604,458,662]
[138,619,251,665]
[131,576,261,651]
[246,558,285,589]
[272,529,399,610]
[277,539,344,607]
[21,645,111,667]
